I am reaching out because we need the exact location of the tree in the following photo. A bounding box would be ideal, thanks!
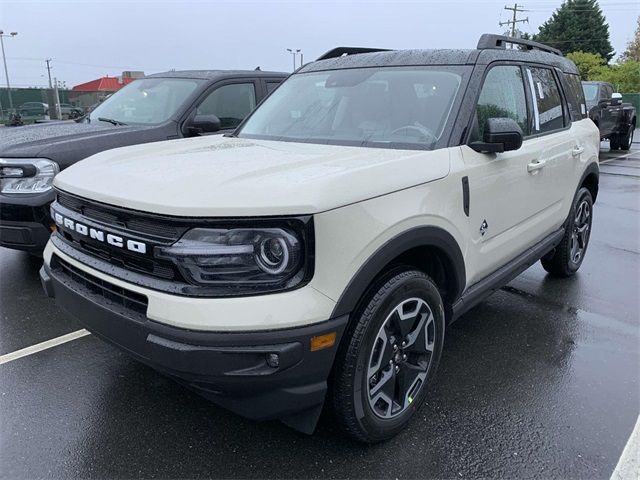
[621,17,640,61]
[591,60,640,92]
[534,0,614,61]
[566,51,606,79]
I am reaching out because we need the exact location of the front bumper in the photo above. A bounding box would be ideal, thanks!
[40,256,348,433]
[0,191,55,252]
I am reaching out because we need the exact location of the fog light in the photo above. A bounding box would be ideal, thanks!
[266,353,279,368]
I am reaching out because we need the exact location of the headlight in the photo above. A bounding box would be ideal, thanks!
[156,221,314,295]
[0,158,59,194]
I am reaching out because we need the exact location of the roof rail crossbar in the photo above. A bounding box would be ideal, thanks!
[316,47,392,61]
[477,34,562,56]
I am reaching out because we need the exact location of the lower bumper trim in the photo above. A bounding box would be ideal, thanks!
[40,261,347,430]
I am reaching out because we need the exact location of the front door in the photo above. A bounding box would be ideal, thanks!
[461,64,538,283]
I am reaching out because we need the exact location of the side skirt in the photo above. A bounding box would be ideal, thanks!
[450,227,565,322]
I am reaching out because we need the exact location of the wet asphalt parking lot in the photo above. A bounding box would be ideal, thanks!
[1,141,639,479]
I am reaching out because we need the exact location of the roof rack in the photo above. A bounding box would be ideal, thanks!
[477,33,562,56]
[316,47,392,61]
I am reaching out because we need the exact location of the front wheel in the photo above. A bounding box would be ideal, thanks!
[619,125,635,151]
[541,187,593,277]
[610,134,621,150]
[332,269,445,443]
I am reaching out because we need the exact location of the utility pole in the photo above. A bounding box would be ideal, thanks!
[45,58,53,89]
[53,77,61,120]
[0,30,18,110]
[499,4,529,38]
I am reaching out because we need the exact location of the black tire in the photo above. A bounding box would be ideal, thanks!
[619,125,635,151]
[541,187,593,277]
[610,134,621,150]
[332,269,445,443]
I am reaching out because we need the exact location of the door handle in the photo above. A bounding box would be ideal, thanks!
[527,159,546,173]
[572,146,585,157]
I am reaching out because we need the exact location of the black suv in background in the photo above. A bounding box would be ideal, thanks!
[0,69,287,253]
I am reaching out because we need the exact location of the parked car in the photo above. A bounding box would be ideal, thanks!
[40,35,599,442]
[18,102,49,117]
[0,69,287,253]
[59,103,84,118]
[582,81,636,150]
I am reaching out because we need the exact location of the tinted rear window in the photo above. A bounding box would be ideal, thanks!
[563,73,587,121]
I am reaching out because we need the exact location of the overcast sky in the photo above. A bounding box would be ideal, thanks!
[2,0,638,88]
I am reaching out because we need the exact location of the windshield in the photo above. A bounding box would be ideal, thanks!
[237,67,462,148]
[582,84,599,102]
[88,77,202,125]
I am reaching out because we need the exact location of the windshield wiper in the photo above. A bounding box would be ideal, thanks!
[97,117,127,126]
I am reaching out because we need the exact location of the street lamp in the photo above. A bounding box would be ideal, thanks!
[0,30,18,111]
[286,48,301,72]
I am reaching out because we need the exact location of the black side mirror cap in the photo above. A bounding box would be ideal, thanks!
[469,117,523,154]
[185,114,221,136]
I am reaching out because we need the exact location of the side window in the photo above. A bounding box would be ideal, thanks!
[600,83,612,100]
[471,65,529,141]
[266,81,281,95]
[525,67,565,134]
[196,83,256,129]
[563,73,587,121]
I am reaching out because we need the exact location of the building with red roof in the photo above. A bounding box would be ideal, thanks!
[72,75,137,92]
[70,71,144,107]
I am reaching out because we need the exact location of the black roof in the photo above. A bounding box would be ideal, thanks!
[301,34,579,75]
[146,69,288,80]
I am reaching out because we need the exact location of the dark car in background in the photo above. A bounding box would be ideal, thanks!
[18,102,49,117]
[0,69,287,253]
[583,81,636,150]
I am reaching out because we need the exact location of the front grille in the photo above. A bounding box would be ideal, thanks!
[55,191,184,281]
[53,254,148,316]
[57,192,187,240]
[60,231,176,280]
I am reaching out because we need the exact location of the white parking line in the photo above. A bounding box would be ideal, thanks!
[600,151,638,164]
[611,415,640,480]
[0,329,91,365]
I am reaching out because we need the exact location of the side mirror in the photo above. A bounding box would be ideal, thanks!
[470,117,523,154]
[610,92,622,106]
[185,114,221,136]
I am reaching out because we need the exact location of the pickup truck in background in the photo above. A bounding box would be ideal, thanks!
[582,81,636,150]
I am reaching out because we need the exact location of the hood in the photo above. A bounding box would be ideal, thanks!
[0,120,158,168]
[54,135,450,216]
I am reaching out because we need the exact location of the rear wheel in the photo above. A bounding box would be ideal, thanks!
[541,187,593,277]
[332,269,445,443]
[619,125,635,151]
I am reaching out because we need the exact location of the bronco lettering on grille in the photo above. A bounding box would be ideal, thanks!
[53,211,147,254]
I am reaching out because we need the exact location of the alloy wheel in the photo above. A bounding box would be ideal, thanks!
[570,199,591,264]
[367,298,435,419]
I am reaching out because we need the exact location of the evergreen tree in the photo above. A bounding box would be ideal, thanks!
[534,0,614,61]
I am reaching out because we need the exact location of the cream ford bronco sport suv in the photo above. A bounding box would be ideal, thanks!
[40,34,599,442]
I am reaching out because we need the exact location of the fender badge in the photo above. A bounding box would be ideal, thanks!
[480,220,488,236]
